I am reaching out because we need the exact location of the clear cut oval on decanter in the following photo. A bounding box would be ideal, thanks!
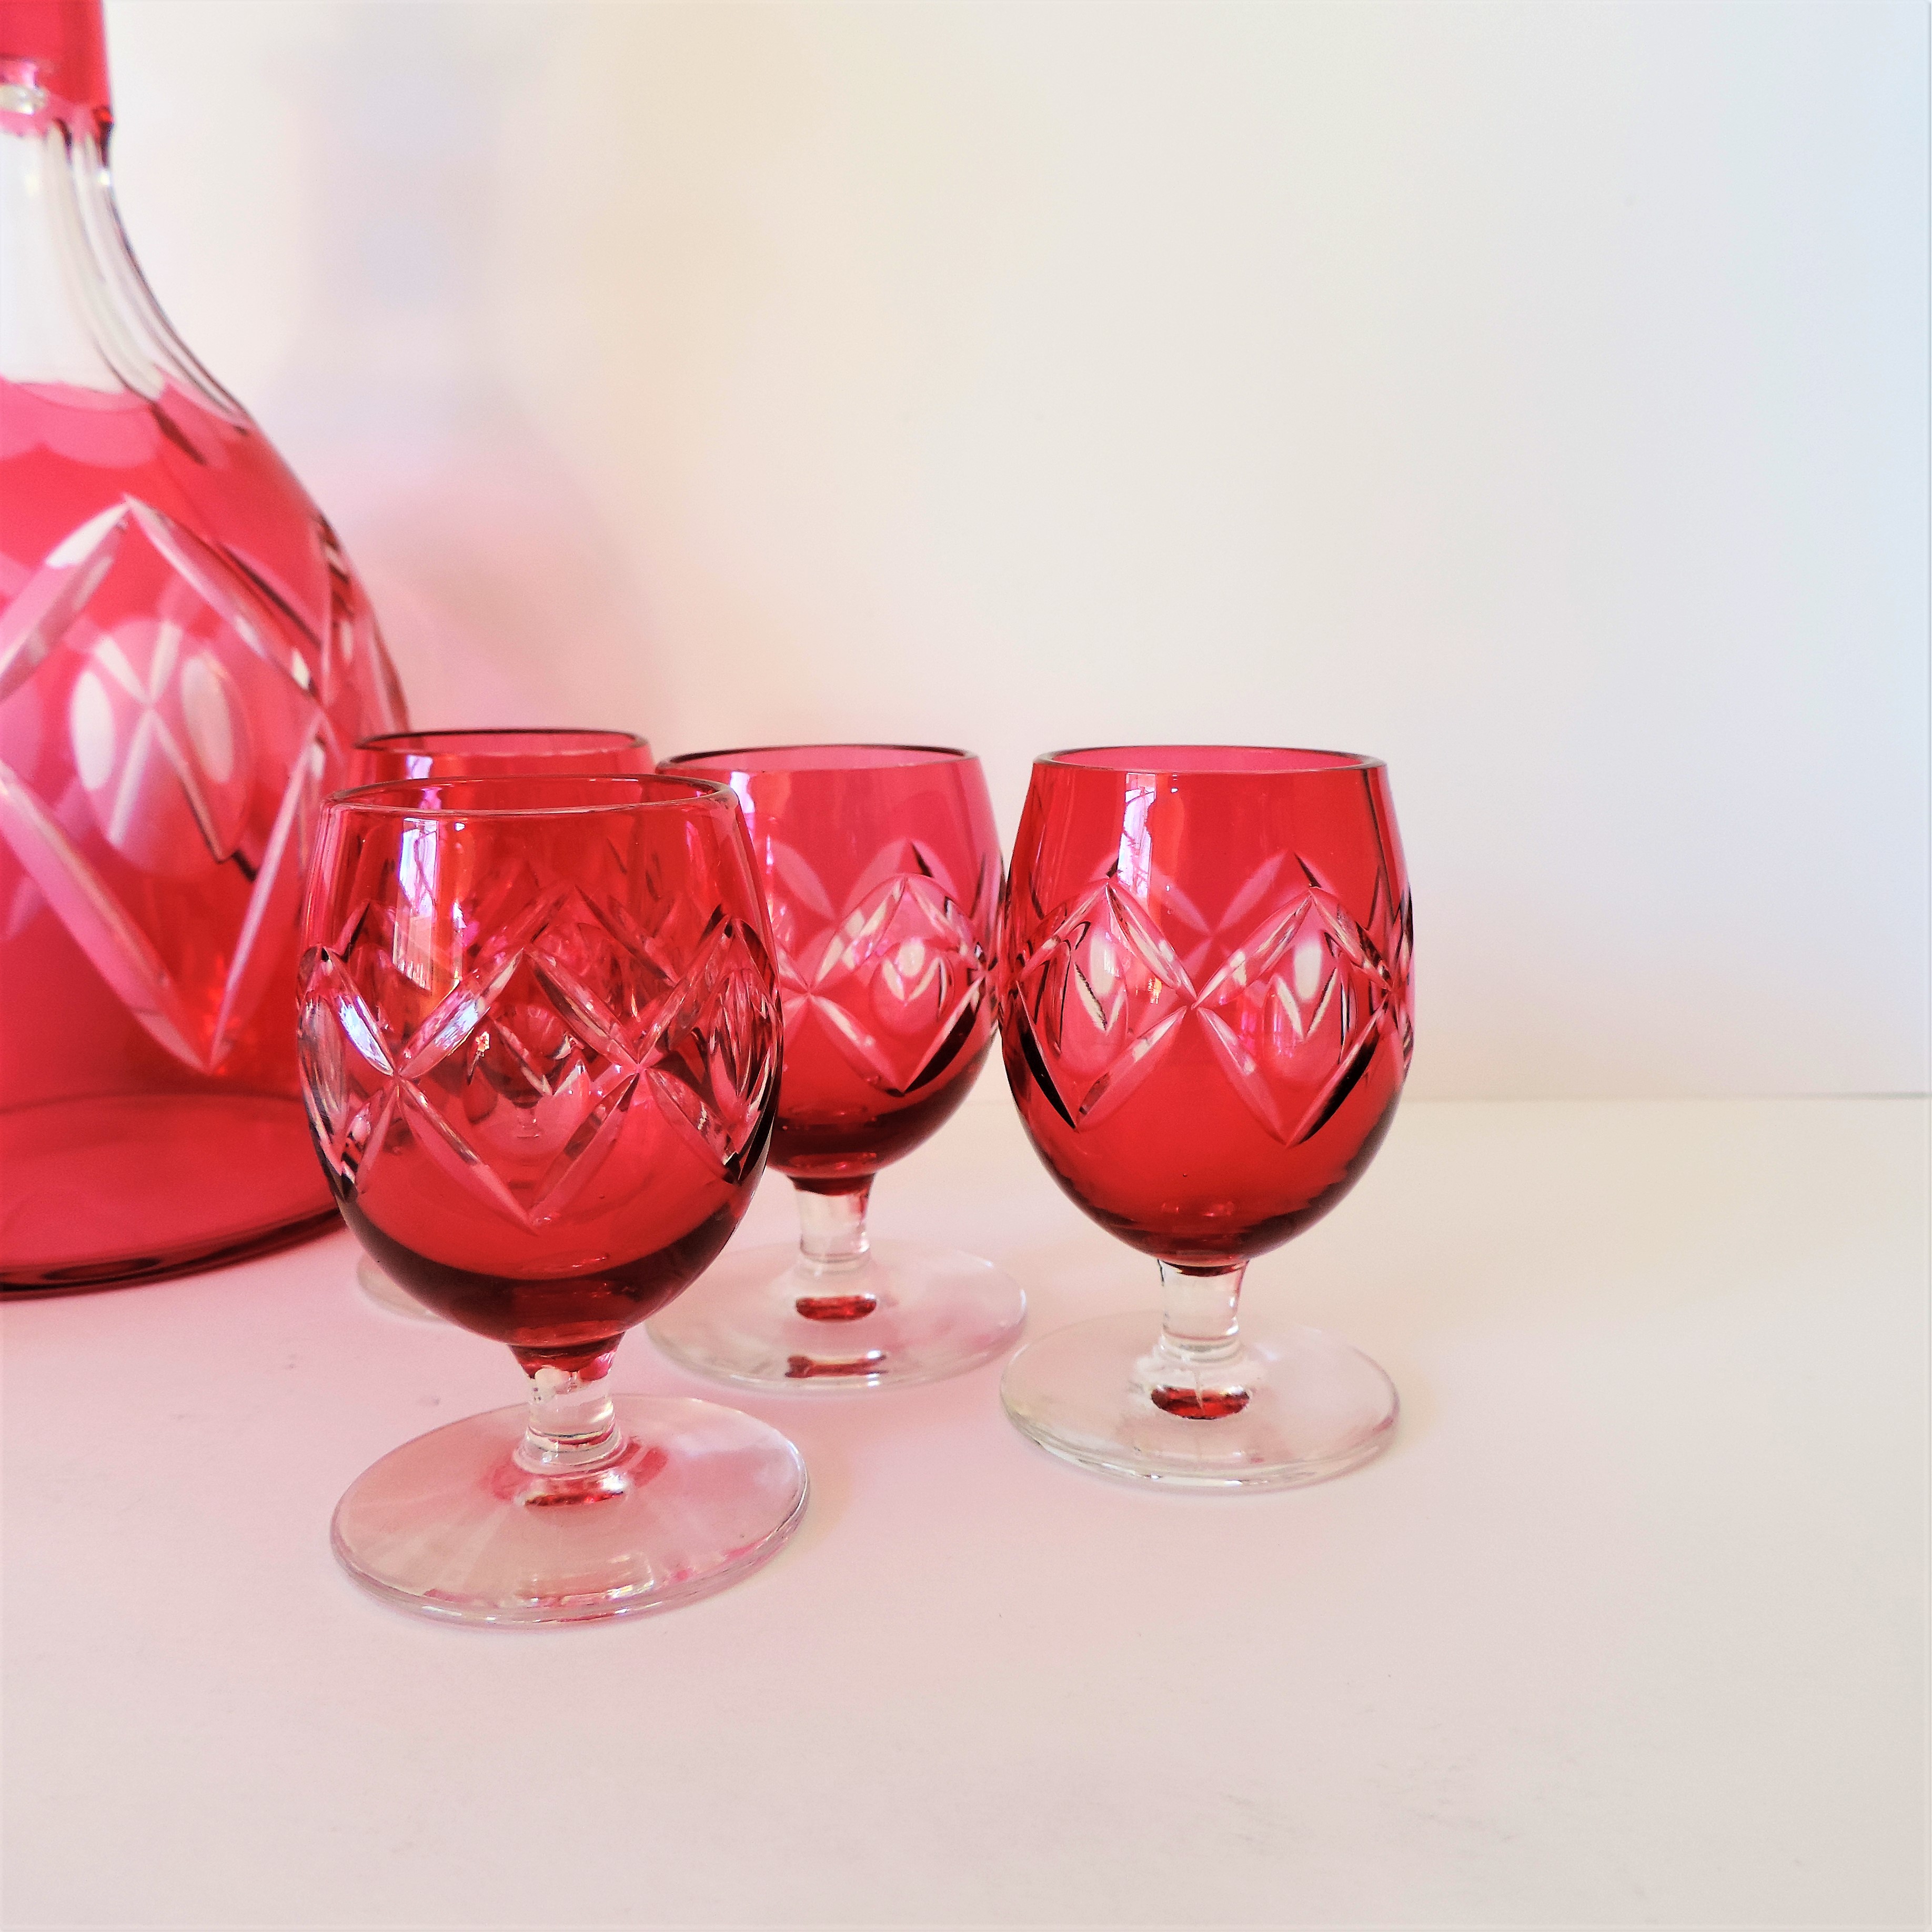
[0,1,408,1287]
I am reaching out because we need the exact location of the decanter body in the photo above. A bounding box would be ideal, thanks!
[0,2,407,1286]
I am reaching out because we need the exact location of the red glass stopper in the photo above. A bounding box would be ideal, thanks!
[0,1,110,117]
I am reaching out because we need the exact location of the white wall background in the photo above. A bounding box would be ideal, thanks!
[100,0,1927,1100]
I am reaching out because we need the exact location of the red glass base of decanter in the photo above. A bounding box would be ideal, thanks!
[0,1094,339,1290]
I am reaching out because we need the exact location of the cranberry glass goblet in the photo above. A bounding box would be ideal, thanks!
[343,730,655,1318]
[298,774,805,1623]
[646,746,1025,1390]
[999,747,1414,1488]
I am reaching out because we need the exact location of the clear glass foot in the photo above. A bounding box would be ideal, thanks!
[356,1252,442,1322]
[330,1394,808,1624]
[1001,1307,1397,1490]
[646,1237,1027,1392]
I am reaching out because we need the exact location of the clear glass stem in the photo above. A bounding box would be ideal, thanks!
[797,1181,871,1269]
[793,1180,878,1320]
[1150,1260,1251,1418]
[515,1348,623,1475]
[1158,1259,1244,1357]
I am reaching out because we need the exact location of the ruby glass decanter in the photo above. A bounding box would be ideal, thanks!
[299,773,804,1623]
[341,729,655,1320]
[647,746,1025,1388]
[0,1,407,1287]
[998,746,1413,1487]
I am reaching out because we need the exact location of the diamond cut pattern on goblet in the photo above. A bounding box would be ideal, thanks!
[769,837,994,1098]
[1013,857,1407,1145]
[1364,864,1415,1072]
[646,911,780,1173]
[1192,866,1397,1145]
[0,494,328,1072]
[301,889,777,1229]
[1010,879,1196,1131]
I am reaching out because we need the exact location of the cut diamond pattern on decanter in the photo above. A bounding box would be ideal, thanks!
[300,889,778,1227]
[0,495,331,1072]
[767,836,994,1097]
[1012,854,1411,1145]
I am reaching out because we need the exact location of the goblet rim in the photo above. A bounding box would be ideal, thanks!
[1037,743,1385,776]
[661,742,978,773]
[356,726,651,756]
[321,772,737,819]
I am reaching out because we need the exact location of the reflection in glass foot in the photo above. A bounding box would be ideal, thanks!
[331,1395,808,1625]
[647,1238,1025,1392]
[1001,1310,1397,1490]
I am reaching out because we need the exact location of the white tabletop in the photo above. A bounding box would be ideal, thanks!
[4,1093,1925,1929]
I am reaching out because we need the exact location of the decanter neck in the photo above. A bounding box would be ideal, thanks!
[0,1,111,132]
[0,1,242,416]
